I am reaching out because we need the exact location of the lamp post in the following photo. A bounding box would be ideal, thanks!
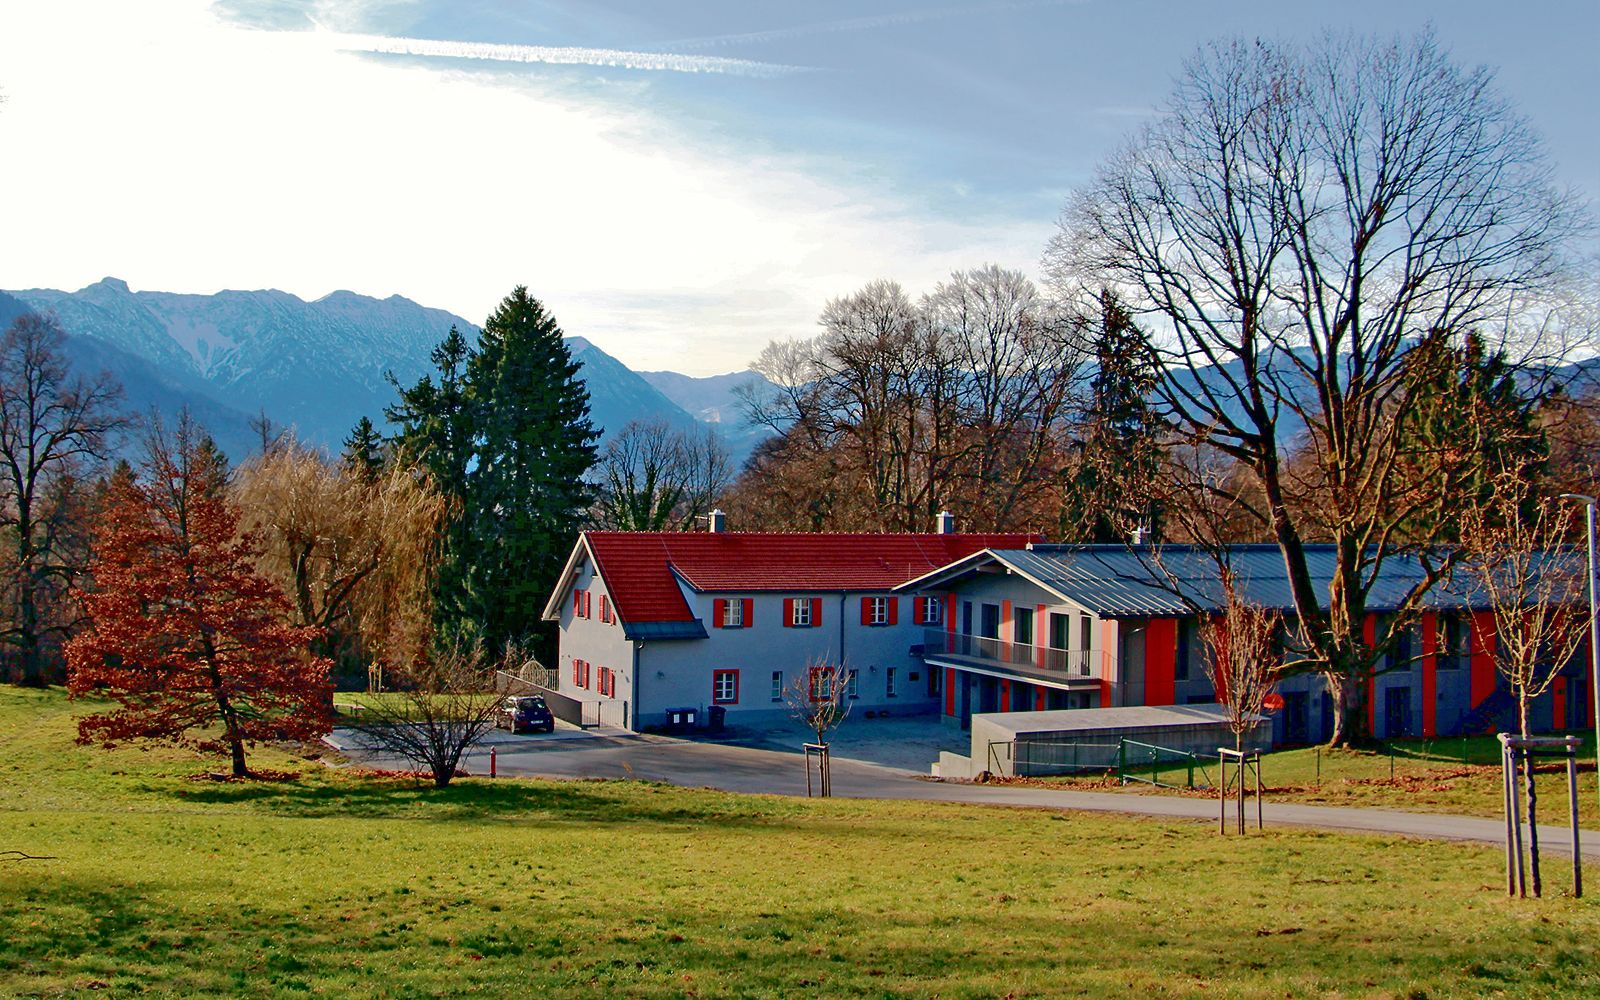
[1560,493,1600,804]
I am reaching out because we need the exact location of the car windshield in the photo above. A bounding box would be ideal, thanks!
[516,698,545,711]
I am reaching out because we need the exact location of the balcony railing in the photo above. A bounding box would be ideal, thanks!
[920,629,1097,679]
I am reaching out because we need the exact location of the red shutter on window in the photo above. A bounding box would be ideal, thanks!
[742,598,754,626]
[811,598,823,626]
[783,598,794,626]
[573,590,581,614]
[713,598,727,628]
[860,597,871,625]
[585,592,592,618]
[888,597,899,626]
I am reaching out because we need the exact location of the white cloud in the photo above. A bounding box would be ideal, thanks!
[0,1,1047,375]
[316,29,808,78]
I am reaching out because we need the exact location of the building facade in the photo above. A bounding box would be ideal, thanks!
[541,527,1036,730]
[898,544,1592,742]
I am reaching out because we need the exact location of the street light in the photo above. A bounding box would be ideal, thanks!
[1560,492,1600,804]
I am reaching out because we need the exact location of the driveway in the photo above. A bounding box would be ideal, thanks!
[329,723,1600,858]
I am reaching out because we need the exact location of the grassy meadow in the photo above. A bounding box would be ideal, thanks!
[3,687,1598,998]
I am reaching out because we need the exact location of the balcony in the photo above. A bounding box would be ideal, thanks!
[919,629,1102,685]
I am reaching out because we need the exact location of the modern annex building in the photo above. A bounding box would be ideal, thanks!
[898,544,1593,742]
[540,523,1037,730]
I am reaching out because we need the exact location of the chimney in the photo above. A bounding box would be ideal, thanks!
[708,509,727,533]
[935,510,956,534]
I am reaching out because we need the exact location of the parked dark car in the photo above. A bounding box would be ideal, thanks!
[497,695,555,734]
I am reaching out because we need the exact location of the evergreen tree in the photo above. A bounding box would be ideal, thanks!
[465,287,598,653]
[1397,328,1546,542]
[387,327,477,630]
[341,416,385,483]
[1062,290,1164,542]
[386,295,597,657]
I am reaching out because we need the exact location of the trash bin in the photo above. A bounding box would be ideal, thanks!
[707,705,726,733]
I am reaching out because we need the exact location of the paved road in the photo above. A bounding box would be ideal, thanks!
[416,731,1600,859]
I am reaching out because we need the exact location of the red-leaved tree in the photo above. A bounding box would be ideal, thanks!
[66,415,333,777]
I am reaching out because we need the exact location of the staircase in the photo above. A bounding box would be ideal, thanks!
[1455,687,1518,736]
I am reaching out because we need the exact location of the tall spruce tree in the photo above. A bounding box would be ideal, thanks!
[465,287,597,654]
[386,295,596,657]
[1062,290,1164,542]
[386,326,477,633]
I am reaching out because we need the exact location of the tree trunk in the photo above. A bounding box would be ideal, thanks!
[1324,667,1371,748]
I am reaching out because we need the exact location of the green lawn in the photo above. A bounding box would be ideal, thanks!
[3,688,1598,998]
[1034,735,1600,829]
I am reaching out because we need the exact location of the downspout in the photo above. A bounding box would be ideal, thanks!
[630,639,642,731]
[839,592,848,666]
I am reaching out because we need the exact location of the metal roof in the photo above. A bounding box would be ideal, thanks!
[903,543,1572,618]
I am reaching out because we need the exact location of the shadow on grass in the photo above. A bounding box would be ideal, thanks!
[169,770,802,829]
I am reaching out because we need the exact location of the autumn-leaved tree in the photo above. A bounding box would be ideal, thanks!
[66,415,332,778]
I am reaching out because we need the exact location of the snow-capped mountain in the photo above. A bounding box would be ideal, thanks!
[5,279,765,462]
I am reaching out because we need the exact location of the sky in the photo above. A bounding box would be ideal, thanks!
[1,1,1596,375]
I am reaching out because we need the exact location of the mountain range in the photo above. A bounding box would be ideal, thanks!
[2,279,773,463]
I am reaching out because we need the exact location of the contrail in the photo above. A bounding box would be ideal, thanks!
[664,0,1088,51]
[318,30,808,78]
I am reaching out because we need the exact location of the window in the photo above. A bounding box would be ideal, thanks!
[861,596,894,626]
[596,666,614,698]
[571,659,590,689]
[1175,621,1192,681]
[846,669,859,699]
[809,666,833,701]
[714,598,752,629]
[786,598,819,628]
[886,667,897,698]
[915,596,943,626]
[713,669,739,705]
[771,670,784,702]
[979,603,1000,639]
[1079,613,1092,653]
[1014,608,1034,646]
[573,588,588,618]
[1049,612,1070,650]
[599,595,612,624]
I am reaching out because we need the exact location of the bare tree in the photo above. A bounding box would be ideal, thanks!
[1456,473,1589,739]
[343,635,502,788]
[782,658,854,746]
[1198,570,1284,753]
[589,419,732,531]
[735,268,1085,532]
[0,314,123,686]
[1047,30,1583,745]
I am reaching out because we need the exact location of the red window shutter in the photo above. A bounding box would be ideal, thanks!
[713,598,727,628]
[887,597,899,626]
[585,592,592,618]
[742,598,754,626]
[860,597,872,626]
[783,598,794,627]
[573,590,581,614]
[811,598,823,626]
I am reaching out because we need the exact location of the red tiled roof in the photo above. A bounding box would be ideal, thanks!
[582,531,1039,624]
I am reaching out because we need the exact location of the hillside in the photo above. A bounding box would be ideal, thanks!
[6,280,759,462]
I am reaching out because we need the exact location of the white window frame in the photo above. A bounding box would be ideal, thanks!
[723,599,744,628]
[917,596,942,626]
[867,596,889,625]
[771,670,783,702]
[713,669,738,705]
[846,668,859,700]
[886,667,897,698]
[791,600,813,627]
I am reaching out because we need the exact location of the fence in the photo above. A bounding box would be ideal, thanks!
[998,735,1217,788]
